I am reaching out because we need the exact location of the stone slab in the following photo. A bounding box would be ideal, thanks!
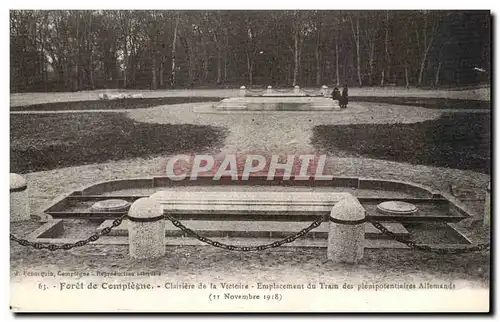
[150,191,353,214]
[214,97,340,111]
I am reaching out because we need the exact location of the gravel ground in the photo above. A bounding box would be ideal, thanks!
[128,102,444,154]
[10,97,223,111]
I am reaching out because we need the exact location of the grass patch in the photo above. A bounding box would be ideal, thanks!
[312,113,491,174]
[350,97,490,110]
[10,97,224,111]
[10,113,227,173]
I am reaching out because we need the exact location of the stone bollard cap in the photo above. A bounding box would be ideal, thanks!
[377,201,417,216]
[294,85,300,89]
[10,173,27,192]
[91,199,130,212]
[321,85,328,88]
[240,86,246,89]
[128,197,163,220]
[267,85,272,89]
[330,194,366,223]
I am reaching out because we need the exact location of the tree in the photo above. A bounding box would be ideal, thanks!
[361,12,379,86]
[415,10,441,86]
[349,12,362,87]
[170,12,180,88]
[9,10,489,92]
[380,11,391,86]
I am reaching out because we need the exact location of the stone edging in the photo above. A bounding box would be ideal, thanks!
[42,175,477,220]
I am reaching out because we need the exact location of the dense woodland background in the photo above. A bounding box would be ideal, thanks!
[10,10,490,92]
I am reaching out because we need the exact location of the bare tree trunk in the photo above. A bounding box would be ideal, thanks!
[315,27,321,85]
[246,53,253,85]
[418,13,438,86]
[224,55,228,82]
[381,11,390,86]
[405,64,410,88]
[350,15,362,87]
[89,56,95,89]
[75,11,80,91]
[224,33,228,82]
[88,13,95,90]
[213,32,222,84]
[204,54,209,81]
[368,44,374,86]
[159,61,164,87]
[151,56,157,90]
[418,44,432,86]
[435,61,442,87]
[216,49,222,84]
[335,36,340,86]
[170,13,180,88]
[315,48,321,85]
[293,26,299,86]
[356,20,362,87]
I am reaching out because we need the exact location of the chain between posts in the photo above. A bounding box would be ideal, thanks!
[10,214,127,251]
[10,213,491,254]
[368,219,490,254]
[164,213,328,251]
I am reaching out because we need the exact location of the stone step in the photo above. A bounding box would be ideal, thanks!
[97,219,409,240]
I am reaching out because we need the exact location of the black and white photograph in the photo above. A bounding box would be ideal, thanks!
[7,6,492,313]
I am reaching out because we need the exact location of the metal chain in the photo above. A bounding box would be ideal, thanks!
[12,213,489,255]
[10,214,127,251]
[164,213,328,251]
[368,219,490,254]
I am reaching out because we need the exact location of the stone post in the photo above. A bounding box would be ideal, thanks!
[239,86,246,97]
[266,85,273,95]
[10,173,30,222]
[293,85,300,95]
[327,194,366,263]
[483,182,490,230]
[321,85,329,97]
[128,197,165,259]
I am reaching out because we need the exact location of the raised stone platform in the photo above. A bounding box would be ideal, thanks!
[214,97,340,111]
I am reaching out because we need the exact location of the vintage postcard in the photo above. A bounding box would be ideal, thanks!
[9,8,491,313]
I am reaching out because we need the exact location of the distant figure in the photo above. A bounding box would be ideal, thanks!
[340,85,349,108]
[331,87,340,102]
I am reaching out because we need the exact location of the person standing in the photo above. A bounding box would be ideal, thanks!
[341,84,349,108]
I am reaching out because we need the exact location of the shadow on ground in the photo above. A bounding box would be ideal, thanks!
[10,97,224,111]
[350,97,490,110]
[312,113,491,174]
[10,113,227,173]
